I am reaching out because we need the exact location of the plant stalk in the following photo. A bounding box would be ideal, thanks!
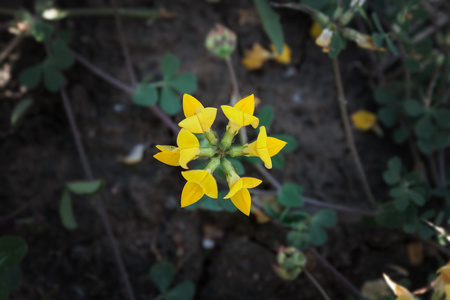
[304,270,331,300]
[42,7,158,20]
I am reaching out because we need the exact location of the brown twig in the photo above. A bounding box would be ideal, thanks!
[0,34,23,63]
[304,270,331,300]
[332,57,377,208]
[60,88,136,300]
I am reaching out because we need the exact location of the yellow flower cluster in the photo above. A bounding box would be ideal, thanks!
[154,94,286,215]
[241,43,291,70]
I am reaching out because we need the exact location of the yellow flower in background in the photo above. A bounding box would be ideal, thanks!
[178,94,217,134]
[356,33,385,51]
[221,94,259,135]
[241,43,272,70]
[434,262,450,299]
[181,170,218,207]
[383,274,415,300]
[177,128,200,169]
[224,175,262,215]
[351,110,377,131]
[309,21,323,39]
[154,145,180,166]
[270,44,291,64]
[244,126,286,169]
[315,28,333,53]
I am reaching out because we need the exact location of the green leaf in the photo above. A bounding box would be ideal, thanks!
[160,87,181,116]
[417,223,434,239]
[371,12,385,33]
[271,153,284,169]
[132,84,158,107]
[0,236,27,269]
[161,54,180,79]
[328,32,346,59]
[66,179,105,196]
[375,202,406,228]
[277,183,304,207]
[257,105,274,131]
[169,73,197,94]
[432,109,450,127]
[385,36,399,56]
[408,190,425,206]
[48,40,74,70]
[414,39,433,57]
[253,0,284,55]
[404,99,424,117]
[390,187,407,198]
[378,106,399,127]
[166,281,195,300]
[19,64,42,89]
[10,97,34,126]
[415,115,434,139]
[309,223,327,246]
[417,138,434,154]
[403,57,420,73]
[31,19,54,42]
[272,134,298,152]
[311,209,337,228]
[149,261,175,293]
[434,131,449,149]
[286,230,309,250]
[0,283,8,300]
[59,189,77,230]
[393,128,409,144]
[371,33,384,48]
[394,195,409,211]
[0,265,22,290]
[374,86,397,104]
[43,66,64,92]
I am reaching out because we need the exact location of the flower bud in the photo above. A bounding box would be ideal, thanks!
[205,24,237,59]
[273,246,306,280]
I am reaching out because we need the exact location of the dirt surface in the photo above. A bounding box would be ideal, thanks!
[0,0,445,299]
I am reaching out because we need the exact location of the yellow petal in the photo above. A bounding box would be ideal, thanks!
[445,285,450,300]
[197,107,217,132]
[234,94,255,115]
[309,22,323,39]
[181,182,204,207]
[183,94,204,117]
[383,274,415,300]
[244,141,258,157]
[201,172,218,198]
[259,147,272,169]
[224,178,243,199]
[154,145,180,166]
[178,115,203,133]
[221,105,244,127]
[257,126,268,148]
[177,128,200,150]
[182,170,208,184]
[356,33,385,51]
[267,137,287,157]
[231,189,252,216]
[245,114,259,128]
[351,110,377,131]
[241,44,270,71]
[179,148,198,169]
[270,44,291,64]
[242,177,262,189]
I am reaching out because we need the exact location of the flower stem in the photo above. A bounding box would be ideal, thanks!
[304,270,331,300]
[331,57,377,208]
[42,7,158,20]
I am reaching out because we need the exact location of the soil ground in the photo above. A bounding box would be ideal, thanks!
[0,0,445,299]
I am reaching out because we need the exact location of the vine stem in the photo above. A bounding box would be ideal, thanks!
[331,57,377,208]
[60,88,136,300]
[304,270,331,300]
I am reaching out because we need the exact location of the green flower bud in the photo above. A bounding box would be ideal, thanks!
[205,24,237,59]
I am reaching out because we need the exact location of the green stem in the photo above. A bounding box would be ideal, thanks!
[198,147,216,158]
[205,156,221,174]
[42,7,158,20]
[204,129,219,147]
[221,126,237,148]
[332,57,377,208]
[227,145,246,157]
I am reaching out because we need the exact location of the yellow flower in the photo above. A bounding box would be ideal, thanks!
[241,43,271,70]
[244,126,286,169]
[383,274,415,300]
[178,94,217,134]
[270,44,291,64]
[181,170,218,207]
[351,110,377,131]
[315,29,333,53]
[221,94,259,135]
[356,33,385,51]
[224,174,262,216]
[309,22,323,39]
[177,128,200,169]
[434,262,450,299]
[153,145,180,166]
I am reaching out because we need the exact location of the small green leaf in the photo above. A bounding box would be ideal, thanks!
[403,57,420,72]
[43,66,64,92]
[371,33,384,48]
[432,109,450,127]
[408,190,426,206]
[272,134,298,152]
[0,283,8,300]
[160,87,181,116]
[277,183,303,207]
[257,105,274,131]
[309,223,327,246]
[415,115,434,139]
[166,281,195,300]
[390,187,407,198]
[286,230,309,250]
[48,40,74,70]
[0,265,22,290]
[394,196,409,211]
[132,84,158,107]
[371,12,385,33]
[19,64,42,89]
[417,223,434,239]
[169,73,197,94]
[385,36,399,56]
[375,202,406,228]
[149,261,175,293]
[374,87,397,104]
[161,54,180,79]
[404,99,424,117]
[0,236,27,269]
[328,32,346,59]
[417,138,434,154]
[414,39,433,57]
[311,209,337,228]
[59,189,77,230]
[31,19,54,42]
[253,0,284,54]
[66,179,105,196]
[10,98,34,126]
[271,152,284,169]
[393,128,409,144]
[378,106,399,127]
